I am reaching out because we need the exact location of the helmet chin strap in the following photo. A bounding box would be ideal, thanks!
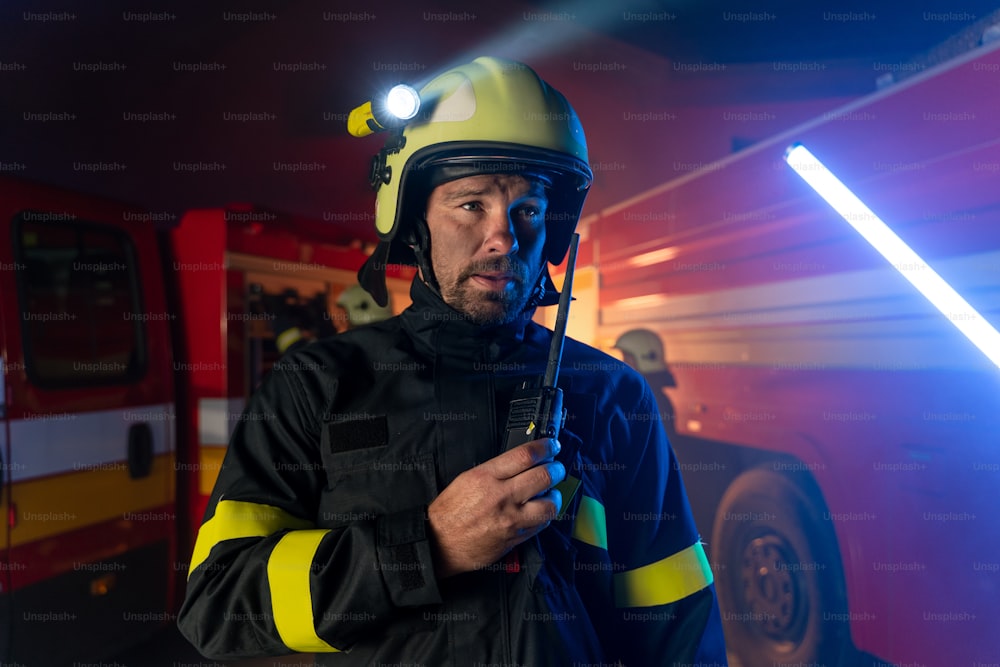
[526,268,551,308]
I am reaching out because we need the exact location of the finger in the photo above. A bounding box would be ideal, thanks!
[521,488,562,526]
[484,438,560,479]
[510,460,565,505]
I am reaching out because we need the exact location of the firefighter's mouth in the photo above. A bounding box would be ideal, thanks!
[470,272,516,288]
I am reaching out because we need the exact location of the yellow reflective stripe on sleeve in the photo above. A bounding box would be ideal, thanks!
[614,541,714,608]
[554,475,581,520]
[189,499,314,576]
[268,529,339,653]
[571,495,608,550]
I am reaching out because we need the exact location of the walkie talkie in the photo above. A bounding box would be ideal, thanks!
[502,233,581,516]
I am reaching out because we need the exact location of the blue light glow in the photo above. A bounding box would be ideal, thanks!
[785,143,1000,370]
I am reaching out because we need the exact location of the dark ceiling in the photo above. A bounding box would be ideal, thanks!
[2,0,997,235]
[588,0,1000,62]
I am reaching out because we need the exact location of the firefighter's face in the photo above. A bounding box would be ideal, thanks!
[424,174,548,326]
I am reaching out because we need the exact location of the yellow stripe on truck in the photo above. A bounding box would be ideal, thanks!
[268,530,339,652]
[188,499,313,575]
[9,452,173,546]
[198,446,226,496]
[614,541,714,608]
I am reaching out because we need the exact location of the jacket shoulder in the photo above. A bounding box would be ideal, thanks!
[278,317,403,366]
[558,334,650,401]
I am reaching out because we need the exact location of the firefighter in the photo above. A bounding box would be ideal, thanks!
[614,328,678,437]
[271,301,318,355]
[272,289,360,354]
[178,56,727,666]
[335,283,393,329]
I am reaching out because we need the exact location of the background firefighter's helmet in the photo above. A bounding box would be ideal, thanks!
[614,328,670,374]
[357,56,593,306]
[336,283,393,327]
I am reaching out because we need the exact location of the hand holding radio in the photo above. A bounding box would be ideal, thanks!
[426,438,564,579]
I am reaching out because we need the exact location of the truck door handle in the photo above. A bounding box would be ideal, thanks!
[127,422,154,479]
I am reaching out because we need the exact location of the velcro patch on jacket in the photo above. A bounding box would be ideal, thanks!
[325,416,388,453]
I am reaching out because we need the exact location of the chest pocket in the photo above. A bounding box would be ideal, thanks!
[318,416,437,525]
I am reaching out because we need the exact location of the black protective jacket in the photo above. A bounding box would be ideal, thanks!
[178,278,728,666]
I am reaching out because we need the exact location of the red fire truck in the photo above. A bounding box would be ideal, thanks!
[0,179,412,665]
[549,39,1000,667]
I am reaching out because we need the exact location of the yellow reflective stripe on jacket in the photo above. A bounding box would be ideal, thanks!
[268,529,339,652]
[614,541,714,608]
[571,495,608,549]
[189,499,314,576]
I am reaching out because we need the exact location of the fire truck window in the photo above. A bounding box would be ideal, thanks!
[14,216,145,387]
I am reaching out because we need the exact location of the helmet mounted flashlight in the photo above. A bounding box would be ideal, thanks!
[347,83,421,137]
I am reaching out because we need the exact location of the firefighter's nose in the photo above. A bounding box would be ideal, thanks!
[482,208,518,254]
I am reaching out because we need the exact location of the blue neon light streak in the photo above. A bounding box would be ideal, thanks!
[785,143,1000,370]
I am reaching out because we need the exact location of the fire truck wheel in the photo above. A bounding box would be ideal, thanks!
[711,466,849,667]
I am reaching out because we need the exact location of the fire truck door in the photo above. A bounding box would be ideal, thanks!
[2,209,176,663]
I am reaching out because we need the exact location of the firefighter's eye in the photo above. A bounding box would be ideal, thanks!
[515,204,545,223]
[461,201,483,212]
